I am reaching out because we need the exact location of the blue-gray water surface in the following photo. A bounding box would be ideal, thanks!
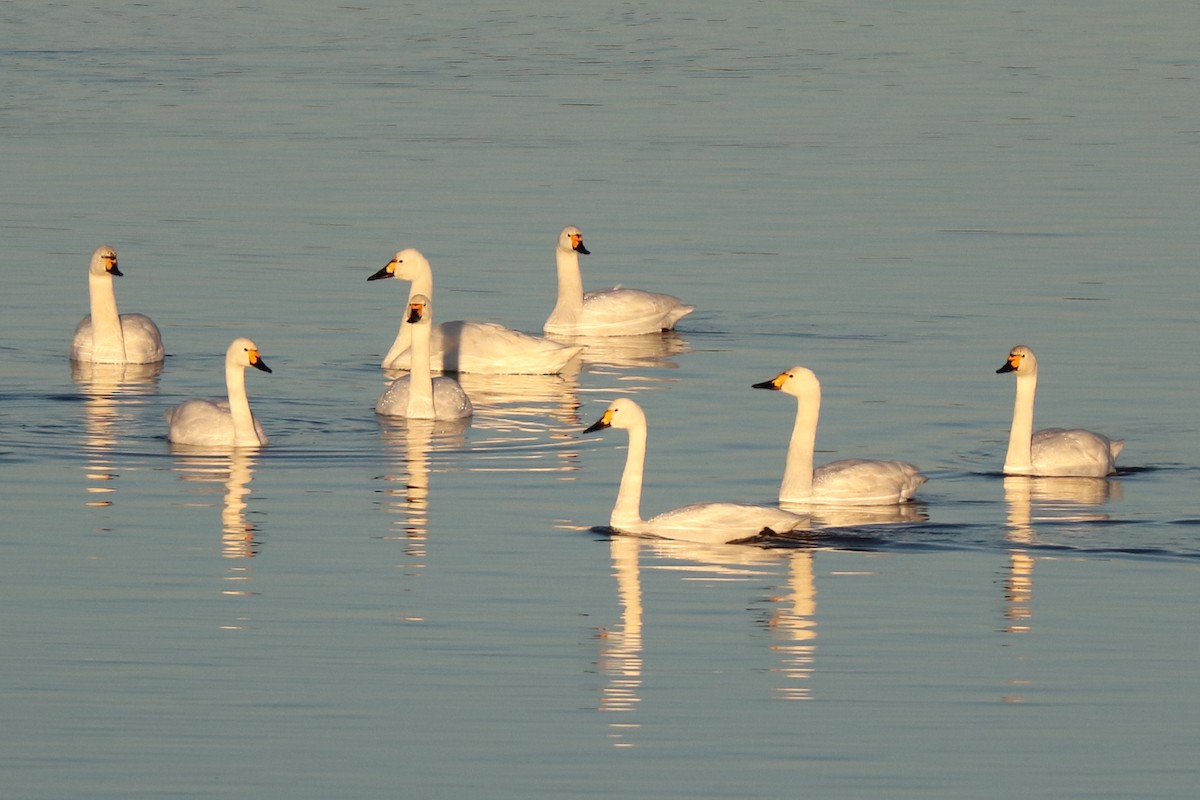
[2,2,1198,798]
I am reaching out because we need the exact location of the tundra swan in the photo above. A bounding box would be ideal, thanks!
[753,366,926,505]
[376,295,473,420]
[996,345,1123,477]
[544,226,694,336]
[583,398,806,544]
[368,248,582,374]
[70,245,164,364]
[166,338,271,448]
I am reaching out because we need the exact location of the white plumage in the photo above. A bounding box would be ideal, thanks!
[996,345,1123,477]
[376,295,473,421]
[584,398,807,544]
[70,245,164,364]
[753,366,926,505]
[369,248,582,374]
[543,226,694,336]
[166,338,272,448]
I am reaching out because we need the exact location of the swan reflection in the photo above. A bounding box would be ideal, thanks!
[548,331,691,370]
[377,417,469,577]
[598,536,817,746]
[72,360,162,507]
[1001,475,1122,638]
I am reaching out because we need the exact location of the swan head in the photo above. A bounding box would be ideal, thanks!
[558,225,590,256]
[407,294,432,326]
[997,345,1038,376]
[368,247,431,282]
[228,337,272,374]
[752,365,819,398]
[583,397,643,434]
[89,245,122,277]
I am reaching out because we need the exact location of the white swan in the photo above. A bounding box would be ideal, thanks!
[543,225,695,336]
[368,248,582,375]
[753,366,927,505]
[376,295,473,420]
[996,345,1123,477]
[583,398,807,544]
[165,338,272,448]
[70,245,164,364]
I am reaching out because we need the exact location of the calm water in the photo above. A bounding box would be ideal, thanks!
[3,2,1199,798]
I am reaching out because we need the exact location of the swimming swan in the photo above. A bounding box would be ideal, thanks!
[166,338,272,448]
[544,225,695,336]
[996,345,1123,477]
[376,295,473,420]
[368,248,582,374]
[71,245,164,364]
[583,398,807,544]
[753,366,927,505]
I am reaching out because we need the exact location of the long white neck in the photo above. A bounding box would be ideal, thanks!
[407,314,436,418]
[780,384,821,503]
[549,244,586,324]
[1004,370,1037,472]
[225,362,260,446]
[611,420,647,529]
[88,270,127,361]
[382,266,434,366]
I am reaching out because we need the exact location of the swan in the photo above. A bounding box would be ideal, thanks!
[996,345,1123,477]
[543,225,695,336]
[70,245,165,364]
[752,366,927,505]
[583,398,807,544]
[165,338,272,448]
[376,295,473,420]
[368,248,582,374]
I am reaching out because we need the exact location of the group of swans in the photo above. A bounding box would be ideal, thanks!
[70,245,272,449]
[584,351,1123,545]
[69,241,1123,537]
[368,225,693,420]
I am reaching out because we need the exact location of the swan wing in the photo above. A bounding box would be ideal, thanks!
[384,321,582,374]
[165,398,236,446]
[546,288,694,336]
[1029,428,1120,477]
[640,502,807,544]
[119,313,165,363]
[808,459,928,505]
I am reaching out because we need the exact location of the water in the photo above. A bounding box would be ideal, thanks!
[3,2,1199,797]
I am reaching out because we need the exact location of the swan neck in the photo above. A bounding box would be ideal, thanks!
[383,270,433,366]
[88,271,127,360]
[550,247,585,320]
[1005,371,1037,471]
[780,388,820,502]
[407,316,435,417]
[611,420,646,529]
[225,362,259,446]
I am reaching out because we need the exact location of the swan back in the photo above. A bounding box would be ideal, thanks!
[71,244,164,364]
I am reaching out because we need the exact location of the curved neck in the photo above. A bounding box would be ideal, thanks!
[88,271,127,360]
[1005,371,1037,471]
[611,422,646,529]
[383,268,434,365]
[550,246,585,322]
[225,363,259,446]
[780,387,820,503]
[407,317,435,417]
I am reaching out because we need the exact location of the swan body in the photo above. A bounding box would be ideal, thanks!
[166,338,271,448]
[369,248,582,374]
[543,226,695,337]
[753,367,926,505]
[70,245,164,364]
[376,295,473,420]
[584,398,807,544]
[996,345,1123,477]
